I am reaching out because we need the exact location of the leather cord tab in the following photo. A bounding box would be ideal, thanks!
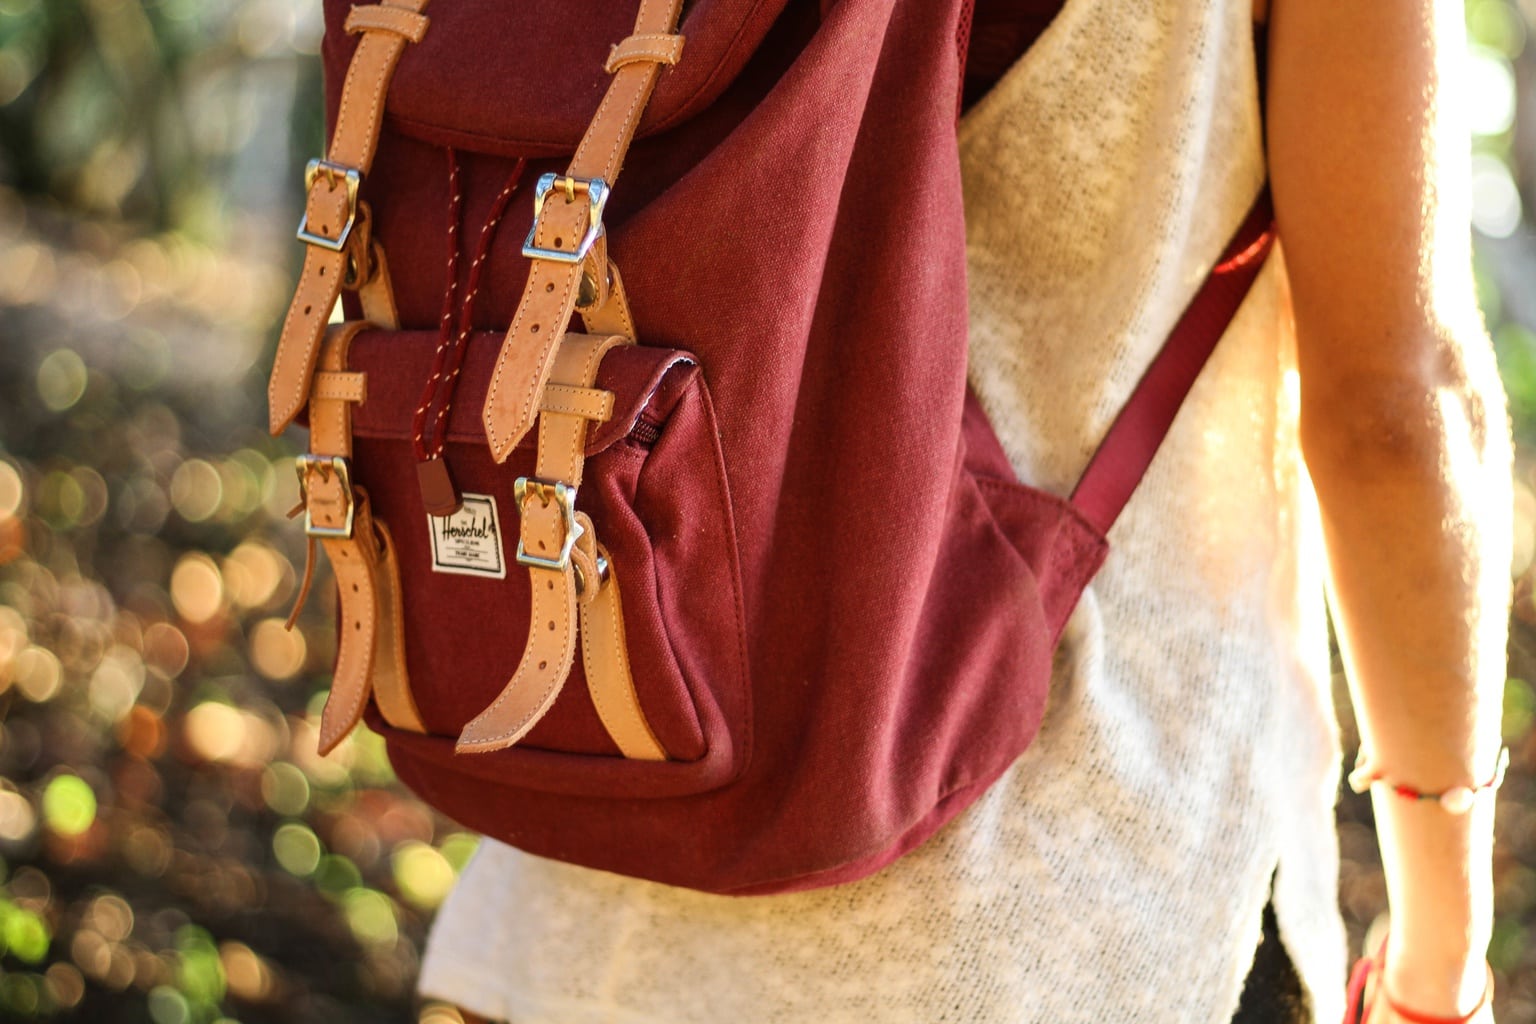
[481,0,685,461]
[344,4,430,42]
[268,0,431,436]
[604,32,686,73]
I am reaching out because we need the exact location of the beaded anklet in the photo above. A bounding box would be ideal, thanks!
[1344,940,1494,1024]
[1347,747,1510,814]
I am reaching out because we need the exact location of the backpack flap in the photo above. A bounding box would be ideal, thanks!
[321,0,795,158]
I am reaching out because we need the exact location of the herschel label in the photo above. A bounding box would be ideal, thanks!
[428,493,507,579]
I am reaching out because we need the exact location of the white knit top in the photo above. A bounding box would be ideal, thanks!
[417,0,1349,1019]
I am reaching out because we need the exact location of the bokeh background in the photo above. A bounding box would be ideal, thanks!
[0,1,1532,1021]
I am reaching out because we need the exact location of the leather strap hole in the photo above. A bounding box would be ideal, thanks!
[531,323,540,335]
[544,282,555,293]
[351,583,358,592]
[548,621,556,632]
[552,237,562,248]
[303,305,312,316]
[319,266,326,277]
[537,661,547,671]
[354,620,362,631]
[546,580,554,591]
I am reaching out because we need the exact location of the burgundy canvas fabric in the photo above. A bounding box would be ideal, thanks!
[316,0,1263,894]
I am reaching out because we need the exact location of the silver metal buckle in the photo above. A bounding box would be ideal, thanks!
[522,173,610,264]
[513,477,583,571]
[295,455,356,539]
[296,159,362,253]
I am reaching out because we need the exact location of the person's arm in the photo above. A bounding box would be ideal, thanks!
[1266,0,1510,1020]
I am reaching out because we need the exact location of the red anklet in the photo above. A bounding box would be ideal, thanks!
[1344,942,1493,1024]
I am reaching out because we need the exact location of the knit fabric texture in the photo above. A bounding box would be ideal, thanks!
[416,0,1349,1018]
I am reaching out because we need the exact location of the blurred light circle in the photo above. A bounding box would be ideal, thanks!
[2,906,50,963]
[0,789,36,842]
[0,973,40,1015]
[1465,47,1516,137]
[70,929,112,980]
[272,823,322,877]
[170,553,224,624]
[44,470,85,528]
[147,985,191,1024]
[1470,154,1523,239]
[43,963,85,1010]
[41,774,97,837]
[342,887,399,947]
[260,762,311,817]
[121,329,171,391]
[0,460,23,519]
[119,705,168,760]
[224,541,286,609]
[13,646,62,703]
[262,456,301,520]
[218,941,272,1002]
[86,894,134,943]
[169,460,223,524]
[438,832,480,873]
[123,826,172,878]
[67,467,109,527]
[392,840,456,910]
[216,460,261,521]
[184,702,245,763]
[36,349,88,413]
[249,618,306,681]
[89,646,146,723]
[141,622,190,680]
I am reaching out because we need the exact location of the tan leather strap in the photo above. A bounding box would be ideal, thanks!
[268,0,430,435]
[481,0,685,461]
[579,538,665,760]
[304,323,426,753]
[457,334,666,759]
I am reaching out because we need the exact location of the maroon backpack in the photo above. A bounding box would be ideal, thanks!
[270,0,1274,895]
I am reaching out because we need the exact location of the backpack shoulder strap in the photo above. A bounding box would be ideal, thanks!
[1069,190,1277,535]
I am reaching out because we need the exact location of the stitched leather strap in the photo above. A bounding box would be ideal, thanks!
[305,323,426,753]
[458,334,666,759]
[268,0,431,435]
[1069,189,1275,535]
[482,0,686,462]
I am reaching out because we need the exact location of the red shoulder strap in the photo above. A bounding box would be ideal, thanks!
[1069,190,1277,535]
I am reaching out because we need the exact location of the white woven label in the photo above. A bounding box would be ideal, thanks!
[428,493,507,579]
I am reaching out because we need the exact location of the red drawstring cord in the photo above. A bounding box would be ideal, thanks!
[413,147,467,464]
[411,150,527,513]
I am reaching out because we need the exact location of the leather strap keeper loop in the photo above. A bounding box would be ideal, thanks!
[345,5,431,43]
[604,33,686,73]
[541,384,614,422]
[312,371,367,404]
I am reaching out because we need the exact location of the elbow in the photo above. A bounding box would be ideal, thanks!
[1299,357,1510,495]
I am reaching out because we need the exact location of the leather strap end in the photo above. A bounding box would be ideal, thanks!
[344,5,430,43]
[604,32,686,73]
